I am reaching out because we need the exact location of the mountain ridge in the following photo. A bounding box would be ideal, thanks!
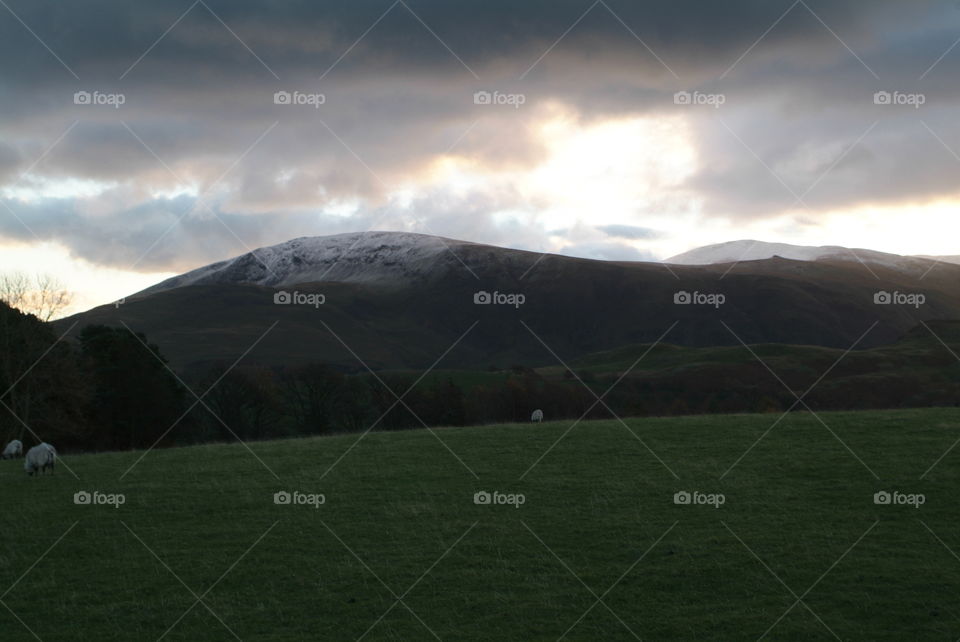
[57,232,960,371]
[138,233,956,301]
[666,239,951,273]
[139,231,506,296]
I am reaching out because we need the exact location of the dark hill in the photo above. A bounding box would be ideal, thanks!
[56,236,960,372]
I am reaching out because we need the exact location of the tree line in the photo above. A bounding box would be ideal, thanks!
[0,297,595,450]
[3,295,959,453]
[0,295,759,452]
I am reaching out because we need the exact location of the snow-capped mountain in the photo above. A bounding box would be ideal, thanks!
[140,231,480,294]
[143,233,955,298]
[64,232,960,371]
[666,240,848,264]
[666,239,947,274]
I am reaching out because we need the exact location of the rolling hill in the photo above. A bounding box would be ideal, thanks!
[55,233,960,372]
[666,239,950,271]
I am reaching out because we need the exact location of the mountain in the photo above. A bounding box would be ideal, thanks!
[668,240,847,264]
[666,239,945,275]
[140,232,475,294]
[57,232,960,372]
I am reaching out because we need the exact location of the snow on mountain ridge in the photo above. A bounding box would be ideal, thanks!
[666,239,947,274]
[141,231,475,294]
[140,233,957,298]
[668,240,853,264]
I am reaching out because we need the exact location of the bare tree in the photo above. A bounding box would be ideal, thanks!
[0,271,73,321]
[31,273,73,321]
[0,271,30,310]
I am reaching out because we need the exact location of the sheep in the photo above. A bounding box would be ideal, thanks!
[2,439,22,459]
[24,443,56,476]
[531,409,544,423]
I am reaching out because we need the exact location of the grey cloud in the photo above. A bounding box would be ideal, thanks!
[596,224,661,240]
[0,193,377,272]
[1,0,959,272]
[0,1,920,80]
[0,183,547,273]
[557,241,655,262]
[0,144,21,183]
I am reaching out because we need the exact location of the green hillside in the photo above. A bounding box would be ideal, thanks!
[2,408,960,640]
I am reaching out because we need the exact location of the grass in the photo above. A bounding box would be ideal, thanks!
[2,407,960,640]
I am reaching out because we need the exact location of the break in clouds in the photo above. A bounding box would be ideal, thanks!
[1,0,958,272]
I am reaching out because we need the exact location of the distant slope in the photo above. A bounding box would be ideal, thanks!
[405,320,960,415]
[916,255,960,266]
[548,320,960,412]
[667,239,948,275]
[667,239,847,264]
[57,233,960,371]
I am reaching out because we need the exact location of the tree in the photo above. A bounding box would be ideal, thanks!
[78,325,186,450]
[280,364,345,435]
[0,300,85,446]
[425,378,465,427]
[201,366,281,442]
[0,271,74,321]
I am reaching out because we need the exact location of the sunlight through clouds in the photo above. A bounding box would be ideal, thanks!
[0,240,174,315]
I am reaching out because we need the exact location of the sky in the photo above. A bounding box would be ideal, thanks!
[1,0,959,313]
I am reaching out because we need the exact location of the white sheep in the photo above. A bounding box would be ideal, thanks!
[2,439,22,459]
[531,409,544,423]
[24,443,56,476]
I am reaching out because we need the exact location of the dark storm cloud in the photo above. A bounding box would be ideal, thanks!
[0,0,958,271]
[0,0,920,79]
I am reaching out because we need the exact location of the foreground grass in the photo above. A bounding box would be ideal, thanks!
[2,408,960,640]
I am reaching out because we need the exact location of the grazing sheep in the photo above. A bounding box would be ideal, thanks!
[531,409,544,423]
[24,443,56,476]
[2,439,22,459]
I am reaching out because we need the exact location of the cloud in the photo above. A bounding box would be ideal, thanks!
[557,241,655,262]
[596,224,661,240]
[0,0,958,275]
[0,143,21,183]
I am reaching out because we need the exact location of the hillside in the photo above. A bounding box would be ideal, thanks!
[2,409,959,640]
[380,320,960,424]
[667,239,954,272]
[55,233,960,371]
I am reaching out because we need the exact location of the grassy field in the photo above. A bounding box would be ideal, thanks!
[2,408,960,640]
